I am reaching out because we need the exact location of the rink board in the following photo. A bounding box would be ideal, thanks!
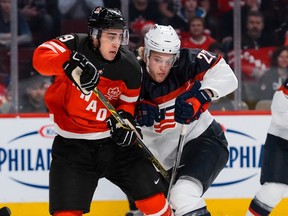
[1,199,288,216]
[0,112,288,215]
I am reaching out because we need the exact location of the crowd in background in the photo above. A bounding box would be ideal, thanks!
[0,0,287,113]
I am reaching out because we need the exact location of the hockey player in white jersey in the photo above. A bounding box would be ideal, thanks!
[134,24,238,216]
[247,78,288,216]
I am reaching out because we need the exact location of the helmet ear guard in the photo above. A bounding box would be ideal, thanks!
[144,24,180,60]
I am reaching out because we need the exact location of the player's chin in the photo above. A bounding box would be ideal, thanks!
[154,75,167,83]
[103,52,117,61]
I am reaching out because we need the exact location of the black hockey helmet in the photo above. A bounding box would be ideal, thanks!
[87,6,129,45]
[88,6,126,31]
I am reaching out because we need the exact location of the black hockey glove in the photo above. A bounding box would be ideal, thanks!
[175,80,211,124]
[63,51,100,95]
[106,111,143,147]
[135,100,162,127]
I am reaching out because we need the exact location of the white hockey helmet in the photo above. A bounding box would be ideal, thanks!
[144,24,180,58]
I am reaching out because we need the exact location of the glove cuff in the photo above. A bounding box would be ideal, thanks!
[196,90,211,104]
[118,110,133,119]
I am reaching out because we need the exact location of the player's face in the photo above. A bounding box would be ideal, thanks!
[277,50,288,69]
[246,16,264,39]
[0,0,11,13]
[189,19,204,37]
[98,29,123,61]
[147,51,175,83]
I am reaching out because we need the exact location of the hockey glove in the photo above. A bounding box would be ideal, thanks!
[175,80,211,124]
[106,110,143,147]
[63,51,100,95]
[135,100,161,127]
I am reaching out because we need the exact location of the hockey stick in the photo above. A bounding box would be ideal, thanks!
[93,88,170,183]
[167,124,187,201]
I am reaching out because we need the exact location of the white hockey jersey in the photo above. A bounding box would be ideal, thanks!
[268,79,288,140]
[139,48,238,169]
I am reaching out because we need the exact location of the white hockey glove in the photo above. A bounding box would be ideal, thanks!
[63,51,100,95]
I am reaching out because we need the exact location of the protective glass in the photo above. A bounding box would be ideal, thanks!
[151,56,177,67]
[91,28,129,45]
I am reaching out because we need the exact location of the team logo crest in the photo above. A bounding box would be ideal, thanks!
[106,87,121,100]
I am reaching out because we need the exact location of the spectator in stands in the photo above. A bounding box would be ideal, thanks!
[258,46,288,100]
[181,16,216,50]
[220,0,287,49]
[0,84,7,109]
[239,10,280,78]
[260,0,288,45]
[178,0,218,40]
[18,0,54,46]
[0,83,12,113]
[178,0,205,24]
[157,0,187,34]
[158,0,180,23]
[58,0,103,19]
[220,0,261,47]
[198,0,220,40]
[18,73,50,113]
[58,0,104,34]
[230,11,281,109]
[241,11,281,51]
[0,0,33,47]
[129,0,162,49]
[129,0,161,23]
[46,0,61,39]
[128,20,154,52]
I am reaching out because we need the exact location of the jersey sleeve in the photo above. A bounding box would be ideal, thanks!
[201,57,238,100]
[33,38,71,76]
[180,48,238,100]
[117,90,141,116]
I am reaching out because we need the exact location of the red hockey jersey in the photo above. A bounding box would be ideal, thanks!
[33,33,142,139]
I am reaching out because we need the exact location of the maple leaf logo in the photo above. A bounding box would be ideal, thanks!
[106,87,121,100]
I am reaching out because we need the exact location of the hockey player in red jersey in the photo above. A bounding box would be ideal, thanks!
[247,78,288,216]
[33,6,173,216]
[134,24,238,216]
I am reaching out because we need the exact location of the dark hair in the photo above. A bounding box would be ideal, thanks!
[188,16,205,26]
[246,11,264,23]
[270,46,288,67]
